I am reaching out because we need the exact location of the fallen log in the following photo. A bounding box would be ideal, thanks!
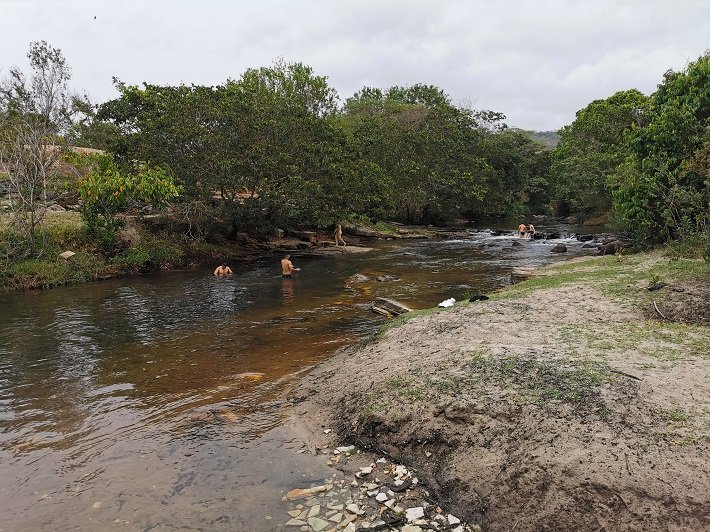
[372,297,411,317]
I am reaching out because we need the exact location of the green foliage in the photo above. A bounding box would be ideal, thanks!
[110,235,183,271]
[614,52,710,244]
[548,89,648,217]
[71,153,180,247]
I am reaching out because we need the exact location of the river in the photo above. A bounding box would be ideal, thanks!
[0,227,599,531]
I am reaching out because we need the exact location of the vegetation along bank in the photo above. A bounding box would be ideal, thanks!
[2,43,708,291]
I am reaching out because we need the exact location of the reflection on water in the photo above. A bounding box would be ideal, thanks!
[0,229,598,530]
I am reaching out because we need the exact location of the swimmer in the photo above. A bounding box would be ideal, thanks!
[280,254,300,279]
[213,262,233,276]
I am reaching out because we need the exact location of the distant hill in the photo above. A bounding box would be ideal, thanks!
[513,129,560,149]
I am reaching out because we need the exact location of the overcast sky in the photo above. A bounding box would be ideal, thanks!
[1,0,708,130]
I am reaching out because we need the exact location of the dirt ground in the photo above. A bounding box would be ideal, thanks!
[290,253,710,531]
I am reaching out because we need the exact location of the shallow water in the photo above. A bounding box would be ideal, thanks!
[0,228,599,530]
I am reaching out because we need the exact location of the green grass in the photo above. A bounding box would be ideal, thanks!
[559,321,710,361]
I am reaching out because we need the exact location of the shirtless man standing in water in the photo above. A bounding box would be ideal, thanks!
[213,262,233,276]
[281,254,300,278]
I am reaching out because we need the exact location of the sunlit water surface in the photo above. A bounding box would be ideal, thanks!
[0,228,598,530]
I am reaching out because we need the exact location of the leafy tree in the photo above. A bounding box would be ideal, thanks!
[72,153,180,247]
[615,52,709,244]
[547,89,648,217]
[338,85,491,224]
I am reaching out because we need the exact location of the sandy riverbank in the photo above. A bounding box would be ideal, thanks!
[289,251,710,531]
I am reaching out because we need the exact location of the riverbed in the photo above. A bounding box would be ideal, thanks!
[0,228,599,531]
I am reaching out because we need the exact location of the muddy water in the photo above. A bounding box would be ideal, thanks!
[0,228,598,531]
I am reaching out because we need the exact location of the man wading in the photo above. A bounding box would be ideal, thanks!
[281,254,300,279]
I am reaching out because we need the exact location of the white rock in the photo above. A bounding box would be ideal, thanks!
[59,251,76,260]
[327,503,344,511]
[384,499,395,508]
[375,492,388,503]
[367,490,379,497]
[362,482,378,490]
[376,457,387,463]
[336,445,355,454]
[355,466,373,478]
[345,504,362,515]
[328,512,343,523]
[425,451,432,458]
[395,465,408,477]
[307,505,321,518]
[452,527,465,532]
[438,297,456,308]
[307,516,329,532]
[350,480,358,487]
[343,524,357,532]
[287,510,301,518]
[447,514,461,525]
[284,518,306,526]
[323,429,332,434]
[92,501,102,509]
[401,526,423,532]
[406,507,425,522]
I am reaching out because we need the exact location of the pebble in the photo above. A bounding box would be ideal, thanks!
[448,514,461,525]
[406,507,425,522]
[307,516,329,531]
[281,449,476,532]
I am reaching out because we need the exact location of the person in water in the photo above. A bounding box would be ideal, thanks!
[281,254,300,278]
[526,223,536,239]
[334,224,346,247]
[213,262,233,276]
[518,223,527,237]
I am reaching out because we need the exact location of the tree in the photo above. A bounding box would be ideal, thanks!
[615,52,710,244]
[72,153,180,248]
[547,89,648,217]
[0,41,79,254]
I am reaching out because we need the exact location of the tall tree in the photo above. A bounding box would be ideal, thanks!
[547,89,648,217]
[615,52,710,243]
[0,41,80,254]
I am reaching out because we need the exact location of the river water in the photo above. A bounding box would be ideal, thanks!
[0,227,599,531]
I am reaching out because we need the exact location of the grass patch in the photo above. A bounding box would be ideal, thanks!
[456,352,617,412]
[559,321,710,361]
[378,307,445,335]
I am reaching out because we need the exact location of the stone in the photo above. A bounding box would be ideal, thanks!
[92,501,102,509]
[335,445,355,454]
[59,250,76,260]
[307,516,330,532]
[307,505,321,518]
[288,510,301,518]
[286,485,328,500]
[375,493,388,503]
[406,507,425,522]
[550,243,567,253]
[355,466,372,477]
[327,503,344,511]
[328,512,343,523]
[343,524,357,532]
[345,504,363,515]
[323,429,331,434]
[350,274,369,283]
[447,514,461,525]
[376,275,397,282]
[401,526,423,532]
[285,518,307,526]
